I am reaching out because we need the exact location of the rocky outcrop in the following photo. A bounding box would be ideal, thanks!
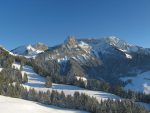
[32,43,48,51]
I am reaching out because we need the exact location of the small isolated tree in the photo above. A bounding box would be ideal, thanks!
[20,61,24,71]
[45,76,52,88]
[22,73,28,83]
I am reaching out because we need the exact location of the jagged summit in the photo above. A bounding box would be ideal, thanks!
[32,42,48,51]
[64,36,78,46]
[80,36,140,54]
[11,36,149,60]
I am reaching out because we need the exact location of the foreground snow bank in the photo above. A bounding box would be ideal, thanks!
[0,95,87,113]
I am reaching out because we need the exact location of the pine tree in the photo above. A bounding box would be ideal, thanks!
[28,88,37,101]
[45,76,52,88]
[22,73,28,83]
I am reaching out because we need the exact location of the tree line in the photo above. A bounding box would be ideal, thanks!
[0,68,28,84]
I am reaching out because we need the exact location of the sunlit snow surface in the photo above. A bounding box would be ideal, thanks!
[120,71,150,94]
[0,95,87,113]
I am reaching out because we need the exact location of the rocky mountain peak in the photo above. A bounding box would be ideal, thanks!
[65,36,78,46]
[32,42,48,51]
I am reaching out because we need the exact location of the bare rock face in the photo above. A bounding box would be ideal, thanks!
[65,36,78,46]
[33,43,48,51]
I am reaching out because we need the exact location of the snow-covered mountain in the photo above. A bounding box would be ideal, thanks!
[11,43,48,58]
[33,36,150,84]
[38,36,150,64]
[8,36,150,86]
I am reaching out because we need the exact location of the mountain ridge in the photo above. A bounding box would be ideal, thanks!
[8,36,150,84]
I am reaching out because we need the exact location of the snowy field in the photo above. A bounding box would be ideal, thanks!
[12,62,120,102]
[0,95,87,113]
[120,71,150,94]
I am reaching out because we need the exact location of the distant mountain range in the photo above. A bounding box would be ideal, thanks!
[9,36,150,84]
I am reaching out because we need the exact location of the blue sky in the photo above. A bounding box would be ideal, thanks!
[0,0,150,50]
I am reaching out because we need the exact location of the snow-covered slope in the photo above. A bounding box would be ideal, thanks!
[0,95,87,113]
[81,36,138,54]
[23,65,120,102]
[120,71,150,94]
[12,62,120,102]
